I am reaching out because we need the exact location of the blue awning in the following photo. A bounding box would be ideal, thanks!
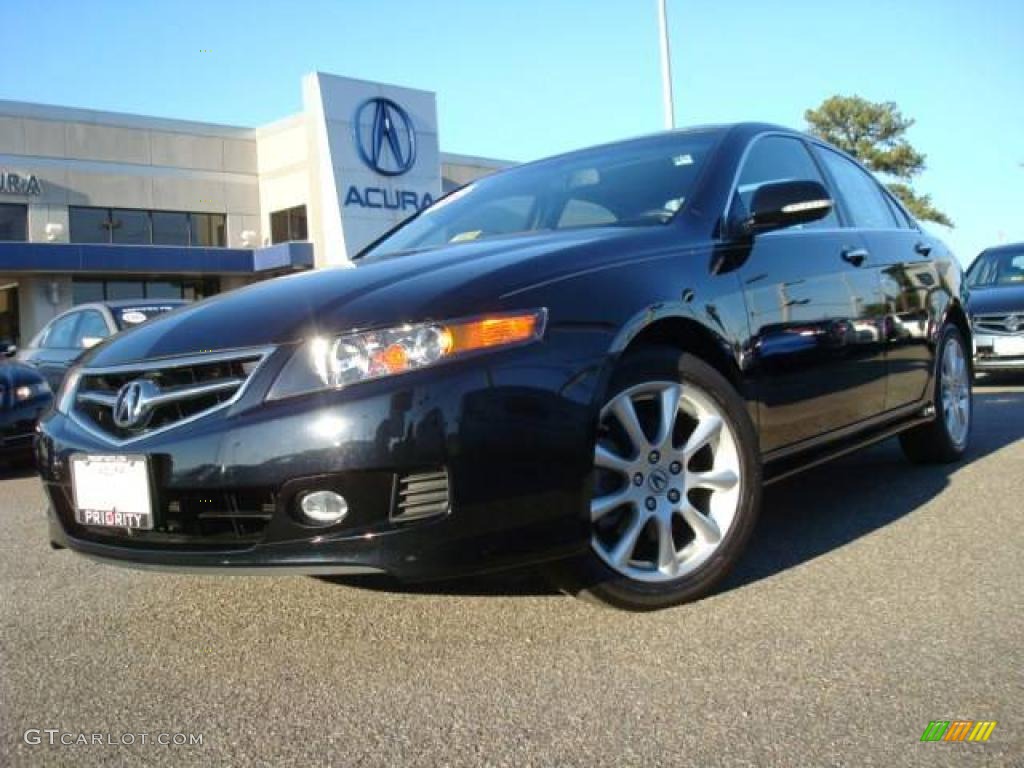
[0,241,314,274]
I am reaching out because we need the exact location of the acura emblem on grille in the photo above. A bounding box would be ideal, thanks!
[113,379,159,429]
[1005,315,1021,333]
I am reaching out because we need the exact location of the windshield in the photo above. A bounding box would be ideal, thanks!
[967,249,1024,288]
[113,304,183,330]
[362,131,722,259]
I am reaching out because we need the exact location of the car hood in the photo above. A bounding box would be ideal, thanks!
[968,284,1024,316]
[85,226,676,366]
[0,361,45,389]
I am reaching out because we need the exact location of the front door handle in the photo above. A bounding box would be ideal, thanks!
[841,248,869,267]
[914,241,932,257]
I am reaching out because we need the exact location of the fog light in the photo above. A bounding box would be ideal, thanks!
[299,490,348,524]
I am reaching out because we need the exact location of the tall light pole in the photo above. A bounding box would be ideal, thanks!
[657,0,676,129]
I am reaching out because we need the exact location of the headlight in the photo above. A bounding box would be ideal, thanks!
[55,367,82,414]
[268,309,547,400]
[14,381,51,402]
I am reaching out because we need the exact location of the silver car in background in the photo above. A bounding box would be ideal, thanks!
[967,243,1024,374]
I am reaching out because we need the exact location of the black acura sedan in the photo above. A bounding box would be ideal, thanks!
[36,124,971,610]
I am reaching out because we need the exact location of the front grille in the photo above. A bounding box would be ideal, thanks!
[974,314,1024,335]
[392,469,450,522]
[50,482,275,549]
[72,348,271,443]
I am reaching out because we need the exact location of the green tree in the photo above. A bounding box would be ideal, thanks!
[805,95,952,227]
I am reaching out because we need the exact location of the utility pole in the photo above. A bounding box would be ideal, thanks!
[657,0,676,129]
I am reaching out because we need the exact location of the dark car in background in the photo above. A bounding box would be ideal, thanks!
[18,300,188,391]
[0,354,52,464]
[37,124,971,610]
[967,243,1024,374]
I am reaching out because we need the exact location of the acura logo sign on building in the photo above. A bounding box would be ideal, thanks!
[345,97,434,213]
[354,98,416,176]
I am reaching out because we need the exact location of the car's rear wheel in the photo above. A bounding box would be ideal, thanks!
[550,347,761,611]
[899,323,972,464]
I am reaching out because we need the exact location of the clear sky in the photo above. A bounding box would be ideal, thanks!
[2,0,1022,264]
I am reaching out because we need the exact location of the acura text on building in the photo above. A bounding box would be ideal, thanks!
[0,170,42,196]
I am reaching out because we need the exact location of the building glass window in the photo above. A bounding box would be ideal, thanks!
[71,277,220,304]
[0,204,27,241]
[105,281,145,300]
[69,207,111,243]
[151,211,190,246]
[111,209,151,245]
[69,207,226,247]
[270,205,308,244]
[191,213,226,247]
[71,281,105,304]
[144,281,183,299]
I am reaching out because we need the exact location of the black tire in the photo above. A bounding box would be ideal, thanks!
[548,346,761,611]
[899,323,972,464]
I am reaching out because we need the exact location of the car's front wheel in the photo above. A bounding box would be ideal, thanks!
[550,347,761,611]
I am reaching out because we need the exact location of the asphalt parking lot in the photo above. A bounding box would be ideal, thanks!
[1,382,1021,768]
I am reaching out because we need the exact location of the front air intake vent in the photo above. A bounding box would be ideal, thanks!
[393,469,450,522]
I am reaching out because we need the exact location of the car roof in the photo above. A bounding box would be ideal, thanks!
[978,242,1024,257]
[100,299,189,309]
[494,122,795,173]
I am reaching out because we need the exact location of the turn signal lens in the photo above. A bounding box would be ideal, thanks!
[267,309,547,400]
[444,314,543,354]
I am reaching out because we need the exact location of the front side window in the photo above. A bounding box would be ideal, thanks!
[816,148,899,230]
[0,203,27,241]
[731,136,838,230]
[41,313,81,349]
[967,249,1024,288]
[362,131,722,259]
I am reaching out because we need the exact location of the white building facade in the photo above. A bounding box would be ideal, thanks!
[0,72,508,343]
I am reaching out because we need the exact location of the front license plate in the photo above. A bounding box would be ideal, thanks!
[71,454,153,530]
[993,336,1024,357]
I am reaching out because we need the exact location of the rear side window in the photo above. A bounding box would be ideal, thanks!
[73,310,110,347]
[733,136,837,230]
[816,148,899,230]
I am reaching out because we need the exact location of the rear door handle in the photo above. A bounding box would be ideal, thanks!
[841,248,869,267]
[914,241,932,257]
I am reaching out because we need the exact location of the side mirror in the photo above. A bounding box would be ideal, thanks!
[0,341,16,358]
[742,180,833,236]
[80,336,104,349]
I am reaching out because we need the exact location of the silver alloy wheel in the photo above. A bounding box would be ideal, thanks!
[941,336,971,447]
[590,380,742,582]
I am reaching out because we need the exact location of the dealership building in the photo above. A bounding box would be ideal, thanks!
[0,72,508,344]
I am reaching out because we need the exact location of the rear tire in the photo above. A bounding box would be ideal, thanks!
[549,346,761,611]
[899,324,972,464]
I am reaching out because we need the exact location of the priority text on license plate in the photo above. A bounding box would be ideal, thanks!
[70,454,153,530]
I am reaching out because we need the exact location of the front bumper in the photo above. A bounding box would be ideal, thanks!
[973,332,1024,371]
[37,329,612,580]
